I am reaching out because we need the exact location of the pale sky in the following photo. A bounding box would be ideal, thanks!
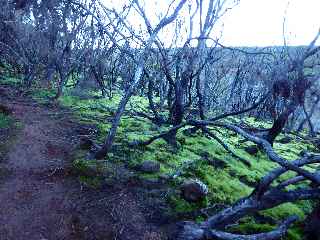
[106,0,320,47]
[219,0,320,46]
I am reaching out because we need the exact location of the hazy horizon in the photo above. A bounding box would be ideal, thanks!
[105,0,320,47]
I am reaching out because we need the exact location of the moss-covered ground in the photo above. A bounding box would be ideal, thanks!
[59,90,317,239]
[0,112,13,158]
[0,104,20,182]
[5,74,319,239]
[0,113,11,129]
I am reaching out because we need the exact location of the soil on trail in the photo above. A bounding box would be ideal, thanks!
[0,93,167,240]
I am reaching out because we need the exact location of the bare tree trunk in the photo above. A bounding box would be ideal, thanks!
[297,95,319,135]
[94,0,187,159]
[265,104,296,144]
[23,64,35,88]
[167,81,185,146]
[90,65,106,97]
[146,77,164,124]
[94,68,142,159]
[44,64,55,88]
[53,66,67,100]
[302,103,315,136]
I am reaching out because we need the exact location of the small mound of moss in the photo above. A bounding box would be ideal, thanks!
[0,113,11,129]
[169,194,208,214]
[78,175,103,189]
[230,221,302,240]
[73,158,104,189]
[0,75,22,86]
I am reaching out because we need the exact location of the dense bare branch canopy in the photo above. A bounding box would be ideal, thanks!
[0,1,319,239]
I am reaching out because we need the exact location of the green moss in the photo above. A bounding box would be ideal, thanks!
[0,113,11,129]
[169,194,208,214]
[193,165,252,204]
[0,113,19,166]
[195,216,206,223]
[273,138,314,160]
[243,117,273,129]
[72,156,104,188]
[28,87,315,239]
[130,95,149,112]
[230,222,302,240]
[73,158,91,173]
[287,227,304,240]
[58,94,81,107]
[261,202,308,220]
[231,222,274,234]
[0,75,22,86]
[78,175,103,189]
[31,88,56,102]
[72,155,102,174]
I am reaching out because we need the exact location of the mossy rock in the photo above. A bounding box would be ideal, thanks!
[79,136,94,150]
[137,160,161,173]
[244,145,259,155]
[180,179,208,203]
[0,105,11,115]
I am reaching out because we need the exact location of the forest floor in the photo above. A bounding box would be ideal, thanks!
[0,87,169,240]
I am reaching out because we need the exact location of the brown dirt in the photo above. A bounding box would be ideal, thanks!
[0,93,168,240]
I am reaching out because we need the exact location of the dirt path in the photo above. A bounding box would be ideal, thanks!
[0,96,167,240]
[0,99,82,240]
